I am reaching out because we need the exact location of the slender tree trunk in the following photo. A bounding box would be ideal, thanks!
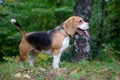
[72,0,94,61]
[95,0,105,57]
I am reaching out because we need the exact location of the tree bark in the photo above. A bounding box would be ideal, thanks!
[72,0,94,61]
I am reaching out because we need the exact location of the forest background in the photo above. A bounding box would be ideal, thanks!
[0,0,120,80]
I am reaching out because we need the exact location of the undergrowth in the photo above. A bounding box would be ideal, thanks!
[0,55,120,80]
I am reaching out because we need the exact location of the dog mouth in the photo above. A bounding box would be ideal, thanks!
[76,28,90,38]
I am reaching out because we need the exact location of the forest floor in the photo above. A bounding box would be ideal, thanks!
[0,56,120,80]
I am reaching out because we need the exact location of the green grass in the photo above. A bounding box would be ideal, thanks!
[0,56,120,80]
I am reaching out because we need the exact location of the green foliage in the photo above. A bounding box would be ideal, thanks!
[90,0,120,59]
[102,44,120,60]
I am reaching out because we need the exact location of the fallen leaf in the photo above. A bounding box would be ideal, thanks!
[70,69,78,75]
[23,74,31,79]
[15,72,21,78]
[39,67,46,71]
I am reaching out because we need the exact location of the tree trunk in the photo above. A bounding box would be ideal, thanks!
[72,0,94,61]
[95,0,105,57]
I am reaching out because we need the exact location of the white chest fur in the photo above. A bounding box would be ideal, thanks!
[52,36,70,69]
[60,36,70,53]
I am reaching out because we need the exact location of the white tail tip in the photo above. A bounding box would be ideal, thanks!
[11,19,16,24]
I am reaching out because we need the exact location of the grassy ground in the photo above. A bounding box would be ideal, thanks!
[0,56,120,80]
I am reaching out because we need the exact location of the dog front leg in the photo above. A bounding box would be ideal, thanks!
[52,52,62,69]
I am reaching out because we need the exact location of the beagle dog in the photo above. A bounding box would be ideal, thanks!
[11,16,90,69]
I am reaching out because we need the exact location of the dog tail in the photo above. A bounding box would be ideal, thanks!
[11,19,26,36]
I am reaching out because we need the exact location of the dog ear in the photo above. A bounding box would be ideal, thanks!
[63,19,76,36]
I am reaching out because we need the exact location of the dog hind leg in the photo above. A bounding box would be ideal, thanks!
[18,42,32,62]
[18,48,30,62]
[18,46,30,68]
[29,50,39,67]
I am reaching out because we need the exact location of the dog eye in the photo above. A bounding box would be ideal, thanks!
[79,20,82,22]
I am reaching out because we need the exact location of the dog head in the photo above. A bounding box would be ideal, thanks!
[63,16,90,38]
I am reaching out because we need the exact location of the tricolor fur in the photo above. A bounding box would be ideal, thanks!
[11,16,89,69]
